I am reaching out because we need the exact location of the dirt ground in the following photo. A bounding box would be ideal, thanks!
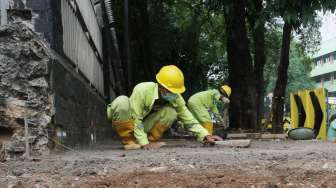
[1,139,336,188]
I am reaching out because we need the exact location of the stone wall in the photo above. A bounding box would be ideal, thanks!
[0,24,52,158]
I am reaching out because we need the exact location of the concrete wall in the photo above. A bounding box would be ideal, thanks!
[51,57,115,148]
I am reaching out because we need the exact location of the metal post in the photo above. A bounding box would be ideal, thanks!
[0,0,9,25]
[24,117,30,159]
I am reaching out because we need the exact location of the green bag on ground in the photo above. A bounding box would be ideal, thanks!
[288,127,315,140]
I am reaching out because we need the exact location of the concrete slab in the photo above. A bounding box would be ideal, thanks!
[227,133,287,140]
[214,139,252,148]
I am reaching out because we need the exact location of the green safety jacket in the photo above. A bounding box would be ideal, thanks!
[188,89,222,123]
[130,82,209,145]
[328,120,336,141]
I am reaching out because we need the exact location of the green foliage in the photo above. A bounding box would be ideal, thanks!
[149,0,228,96]
[111,0,336,100]
[265,30,315,107]
[268,0,319,27]
[148,1,180,67]
[296,17,322,55]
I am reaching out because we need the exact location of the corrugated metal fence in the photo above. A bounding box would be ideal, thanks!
[61,0,104,95]
[76,0,103,57]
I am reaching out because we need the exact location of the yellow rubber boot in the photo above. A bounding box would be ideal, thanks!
[113,120,141,150]
[148,123,168,142]
[202,122,213,135]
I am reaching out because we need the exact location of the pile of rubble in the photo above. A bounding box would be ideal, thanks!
[0,23,52,160]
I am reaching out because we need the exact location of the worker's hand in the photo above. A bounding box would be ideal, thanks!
[142,142,166,150]
[204,135,223,145]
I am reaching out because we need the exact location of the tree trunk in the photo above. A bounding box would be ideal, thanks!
[251,0,266,131]
[130,0,154,82]
[102,28,112,100]
[139,0,155,81]
[226,0,257,130]
[124,0,131,93]
[127,0,156,85]
[179,9,205,98]
[254,30,265,131]
[271,22,292,133]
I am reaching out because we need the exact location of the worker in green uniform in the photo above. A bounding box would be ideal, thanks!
[187,85,231,135]
[107,65,223,150]
[328,114,336,142]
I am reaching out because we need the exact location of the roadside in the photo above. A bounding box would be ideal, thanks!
[1,140,336,187]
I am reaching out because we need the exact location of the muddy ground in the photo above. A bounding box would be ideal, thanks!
[1,139,336,188]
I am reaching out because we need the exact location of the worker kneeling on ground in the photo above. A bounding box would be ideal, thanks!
[187,85,231,135]
[107,65,223,150]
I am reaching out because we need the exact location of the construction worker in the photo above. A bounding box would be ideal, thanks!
[107,65,223,150]
[187,85,231,135]
[328,114,336,142]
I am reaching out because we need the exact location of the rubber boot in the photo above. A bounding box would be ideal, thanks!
[202,122,213,135]
[113,120,141,150]
[148,123,168,142]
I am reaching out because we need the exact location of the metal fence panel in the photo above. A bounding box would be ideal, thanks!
[76,0,103,57]
[61,0,104,94]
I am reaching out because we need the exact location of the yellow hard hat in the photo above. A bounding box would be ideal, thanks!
[156,65,186,94]
[221,85,231,97]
